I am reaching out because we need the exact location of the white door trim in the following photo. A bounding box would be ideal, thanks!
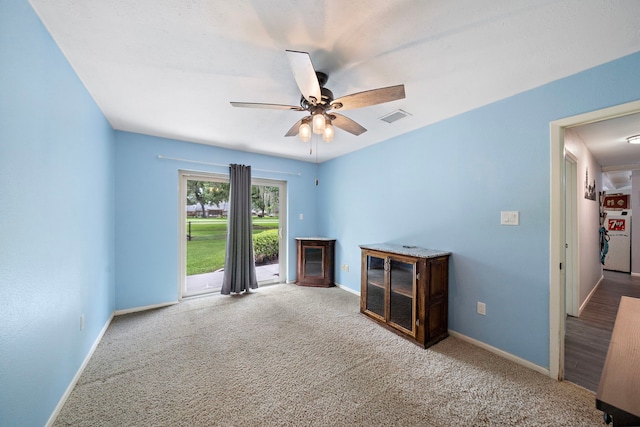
[564,153,579,317]
[549,99,640,380]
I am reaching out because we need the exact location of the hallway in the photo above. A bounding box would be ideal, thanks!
[564,271,640,391]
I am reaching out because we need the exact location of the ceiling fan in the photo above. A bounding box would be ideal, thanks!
[230,50,406,143]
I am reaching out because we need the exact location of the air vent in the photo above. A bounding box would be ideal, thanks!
[379,109,412,124]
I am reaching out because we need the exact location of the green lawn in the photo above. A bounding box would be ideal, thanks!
[186,217,278,275]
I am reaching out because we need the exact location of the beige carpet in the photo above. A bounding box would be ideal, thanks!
[54,284,602,426]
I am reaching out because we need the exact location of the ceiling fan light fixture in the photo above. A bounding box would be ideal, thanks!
[312,113,325,134]
[626,134,640,144]
[231,50,406,144]
[323,121,334,142]
[299,120,311,142]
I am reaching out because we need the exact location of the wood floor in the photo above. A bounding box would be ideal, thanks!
[564,270,640,391]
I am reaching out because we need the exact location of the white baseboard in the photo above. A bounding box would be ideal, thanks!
[335,282,360,296]
[579,274,604,316]
[448,330,550,377]
[114,301,178,316]
[285,280,360,296]
[631,272,640,277]
[46,312,114,427]
[335,286,548,375]
[47,300,179,425]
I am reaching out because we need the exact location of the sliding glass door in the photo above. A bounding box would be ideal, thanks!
[179,171,286,298]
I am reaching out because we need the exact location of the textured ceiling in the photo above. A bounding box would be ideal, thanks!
[573,112,640,191]
[29,0,640,163]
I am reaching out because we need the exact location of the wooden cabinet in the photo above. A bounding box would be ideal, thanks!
[296,238,335,287]
[360,244,450,348]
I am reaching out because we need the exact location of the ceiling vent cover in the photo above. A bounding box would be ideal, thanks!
[380,109,412,124]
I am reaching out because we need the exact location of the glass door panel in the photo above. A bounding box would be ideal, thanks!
[389,259,415,333]
[304,247,324,276]
[365,255,385,318]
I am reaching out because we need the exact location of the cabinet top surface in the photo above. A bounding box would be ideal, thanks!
[596,296,640,417]
[360,243,451,259]
[295,237,336,241]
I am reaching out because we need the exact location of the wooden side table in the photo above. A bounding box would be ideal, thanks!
[295,237,335,287]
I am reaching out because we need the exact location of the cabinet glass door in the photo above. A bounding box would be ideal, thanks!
[304,246,323,276]
[365,254,385,318]
[389,258,415,333]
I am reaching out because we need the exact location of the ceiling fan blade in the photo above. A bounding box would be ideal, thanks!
[330,113,367,136]
[330,84,405,111]
[230,102,304,111]
[285,50,321,105]
[284,118,304,137]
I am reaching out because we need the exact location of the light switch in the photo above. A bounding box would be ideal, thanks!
[501,211,519,225]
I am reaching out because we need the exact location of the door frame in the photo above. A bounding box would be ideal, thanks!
[564,152,579,317]
[549,99,640,380]
[177,170,287,299]
[251,177,287,285]
[178,170,230,299]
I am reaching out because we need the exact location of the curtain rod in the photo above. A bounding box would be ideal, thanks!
[157,155,301,176]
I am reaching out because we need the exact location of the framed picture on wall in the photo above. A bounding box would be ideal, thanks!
[584,167,596,201]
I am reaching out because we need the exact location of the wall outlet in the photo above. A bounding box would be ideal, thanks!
[299,213,304,220]
[80,314,85,331]
[477,302,486,315]
[344,264,349,272]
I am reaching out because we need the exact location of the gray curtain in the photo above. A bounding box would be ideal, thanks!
[221,164,258,295]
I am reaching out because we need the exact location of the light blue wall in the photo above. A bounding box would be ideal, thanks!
[0,1,115,426]
[3,0,640,423]
[318,51,640,368]
[114,131,319,310]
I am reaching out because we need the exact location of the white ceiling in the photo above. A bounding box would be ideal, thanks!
[29,0,640,163]
[572,112,640,191]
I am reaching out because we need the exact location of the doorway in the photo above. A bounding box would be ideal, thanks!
[549,99,640,380]
[178,171,287,298]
